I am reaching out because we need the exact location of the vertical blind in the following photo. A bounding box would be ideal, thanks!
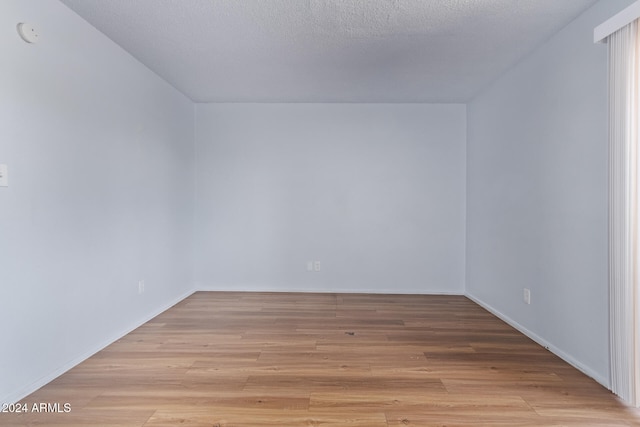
[608,18,640,407]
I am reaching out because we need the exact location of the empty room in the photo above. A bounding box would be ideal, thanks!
[3,0,640,425]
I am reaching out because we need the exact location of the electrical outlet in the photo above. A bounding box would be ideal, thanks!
[306,261,313,272]
[138,280,145,294]
[314,261,321,272]
[523,288,531,305]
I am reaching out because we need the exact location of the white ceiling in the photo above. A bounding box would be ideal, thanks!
[60,0,599,103]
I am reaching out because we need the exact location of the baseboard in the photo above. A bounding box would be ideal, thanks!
[196,283,464,295]
[465,292,610,389]
[1,287,196,405]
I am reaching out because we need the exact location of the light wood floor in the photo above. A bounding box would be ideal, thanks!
[3,292,640,426]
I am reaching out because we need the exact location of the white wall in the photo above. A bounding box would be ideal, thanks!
[3,0,628,405]
[0,0,195,403]
[466,0,635,387]
[195,103,466,294]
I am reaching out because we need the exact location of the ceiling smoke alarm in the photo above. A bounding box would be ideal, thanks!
[17,23,39,44]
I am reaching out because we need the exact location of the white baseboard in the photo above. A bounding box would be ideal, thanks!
[1,287,196,405]
[196,283,464,295]
[465,292,610,389]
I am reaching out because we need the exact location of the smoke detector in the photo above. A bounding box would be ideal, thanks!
[17,23,39,44]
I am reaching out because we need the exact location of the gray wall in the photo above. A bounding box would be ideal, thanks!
[0,0,195,403]
[3,0,631,405]
[195,103,466,294]
[466,0,635,386]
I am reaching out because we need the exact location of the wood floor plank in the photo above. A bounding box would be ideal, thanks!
[144,408,389,427]
[1,291,639,426]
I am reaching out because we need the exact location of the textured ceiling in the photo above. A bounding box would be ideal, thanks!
[60,0,599,103]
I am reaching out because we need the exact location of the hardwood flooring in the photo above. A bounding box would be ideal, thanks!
[2,291,640,426]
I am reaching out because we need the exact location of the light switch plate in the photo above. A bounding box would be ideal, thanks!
[0,164,7,187]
